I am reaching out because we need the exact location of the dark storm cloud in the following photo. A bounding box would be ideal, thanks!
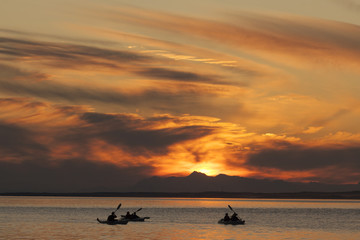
[0,64,178,105]
[0,95,216,161]
[137,67,234,86]
[0,37,149,68]
[245,143,360,171]
[0,98,219,192]
[0,97,216,158]
[0,28,119,46]
[0,63,243,118]
[0,67,128,103]
[0,121,49,160]
[0,35,241,86]
[0,159,154,192]
[79,112,215,154]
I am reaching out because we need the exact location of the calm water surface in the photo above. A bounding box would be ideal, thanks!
[0,196,359,240]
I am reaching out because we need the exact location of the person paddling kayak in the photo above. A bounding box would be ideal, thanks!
[107,211,117,222]
[231,212,240,221]
[223,213,230,221]
[123,209,141,219]
[218,205,245,225]
[125,211,131,219]
[120,208,150,222]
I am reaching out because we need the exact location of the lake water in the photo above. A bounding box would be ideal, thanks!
[0,196,359,240]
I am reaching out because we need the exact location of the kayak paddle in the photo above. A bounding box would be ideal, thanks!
[134,207,142,213]
[228,205,237,215]
[114,203,122,213]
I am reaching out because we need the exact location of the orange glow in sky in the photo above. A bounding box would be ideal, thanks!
[1,0,360,192]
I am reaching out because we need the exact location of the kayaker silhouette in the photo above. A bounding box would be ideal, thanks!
[125,211,131,219]
[231,212,239,221]
[224,213,230,221]
[107,211,117,222]
[131,212,139,219]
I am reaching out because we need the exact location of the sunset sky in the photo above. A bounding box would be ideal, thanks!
[1,0,360,192]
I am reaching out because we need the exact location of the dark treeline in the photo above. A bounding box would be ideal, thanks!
[1,191,360,199]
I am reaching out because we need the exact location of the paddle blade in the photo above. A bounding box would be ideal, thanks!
[116,203,122,210]
[228,205,237,214]
[136,208,142,212]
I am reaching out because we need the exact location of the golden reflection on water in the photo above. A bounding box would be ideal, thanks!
[1,196,360,209]
[1,196,360,240]
[0,221,354,240]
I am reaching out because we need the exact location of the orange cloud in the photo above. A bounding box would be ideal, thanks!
[90,6,360,71]
[1,97,360,184]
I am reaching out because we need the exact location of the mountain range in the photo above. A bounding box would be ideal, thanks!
[130,171,360,193]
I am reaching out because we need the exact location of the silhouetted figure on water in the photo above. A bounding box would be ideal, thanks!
[123,211,140,219]
[131,212,139,219]
[231,213,239,221]
[107,211,117,222]
[223,213,230,221]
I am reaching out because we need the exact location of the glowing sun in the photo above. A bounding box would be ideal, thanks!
[190,162,220,176]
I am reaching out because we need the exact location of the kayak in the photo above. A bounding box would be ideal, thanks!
[120,216,150,222]
[97,218,128,225]
[218,218,245,225]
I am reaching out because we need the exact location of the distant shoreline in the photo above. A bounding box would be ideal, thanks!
[1,191,360,199]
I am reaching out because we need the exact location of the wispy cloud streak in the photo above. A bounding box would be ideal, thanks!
[93,6,360,69]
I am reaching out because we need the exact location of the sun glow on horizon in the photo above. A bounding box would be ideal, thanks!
[188,162,223,176]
